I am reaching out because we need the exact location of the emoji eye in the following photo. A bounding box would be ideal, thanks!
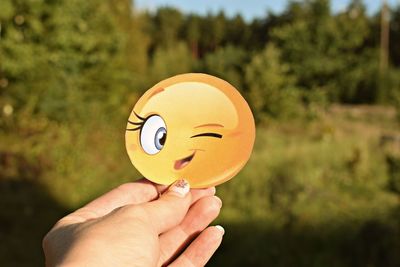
[140,115,167,155]
[191,133,222,138]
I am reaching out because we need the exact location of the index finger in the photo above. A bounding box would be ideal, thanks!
[75,178,163,220]
[71,179,215,222]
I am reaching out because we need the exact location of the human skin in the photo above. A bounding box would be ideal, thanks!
[43,179,224,267]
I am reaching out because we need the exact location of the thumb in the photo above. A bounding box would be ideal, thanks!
[140,179,192,234]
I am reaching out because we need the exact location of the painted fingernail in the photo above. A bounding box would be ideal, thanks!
[215,225,225,235]
[167,179,190,197]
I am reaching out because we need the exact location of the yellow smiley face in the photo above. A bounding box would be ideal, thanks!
[125,73,255,188]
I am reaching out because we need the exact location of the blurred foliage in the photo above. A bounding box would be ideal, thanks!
[203,45,248,90]
[213,107,400,266]
[149,42,193,85]
[1,0,400,266]
[245,43,301,119]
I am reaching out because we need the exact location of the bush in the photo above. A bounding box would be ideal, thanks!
[245,44,303,120]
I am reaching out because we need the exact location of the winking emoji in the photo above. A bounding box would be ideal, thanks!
[125,73,255,188]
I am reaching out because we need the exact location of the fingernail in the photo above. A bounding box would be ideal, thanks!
[167,179,190,197]
[213,196,222,208]
[215,225,225,235]
[211,187,216,195]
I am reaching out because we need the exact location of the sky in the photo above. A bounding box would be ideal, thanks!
[135,0,399,20]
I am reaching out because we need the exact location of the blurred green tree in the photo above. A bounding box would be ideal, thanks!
[150,7,183,49]
[149,42,193,84]
[0,0,149,123]
[107,0,149,84]
[203,45,249,91]
[245,43,300,119]
[225,14,250,48]
[0,0,106,120]
[271,0,374,103]
[200,12,226,52]
[183,14,201,59]
[390,5,400,67]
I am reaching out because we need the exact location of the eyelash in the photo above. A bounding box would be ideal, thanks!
[126,112,146,131]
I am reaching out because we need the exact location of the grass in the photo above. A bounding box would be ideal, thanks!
[0,105,399,266]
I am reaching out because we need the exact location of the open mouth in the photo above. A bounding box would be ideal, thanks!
[174,152,195,170]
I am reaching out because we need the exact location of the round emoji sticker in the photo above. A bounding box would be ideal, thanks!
[125,73,255,188]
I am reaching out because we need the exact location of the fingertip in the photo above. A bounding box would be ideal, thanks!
[168,225,224,267]
[215,225,225,235]
[213,196,222,208]
[210,186,216,195]
[165,179,190,198]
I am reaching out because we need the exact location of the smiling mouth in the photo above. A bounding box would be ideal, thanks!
[174,152,195,170]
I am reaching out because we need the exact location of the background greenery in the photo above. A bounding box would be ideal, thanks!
[1,0,400,266]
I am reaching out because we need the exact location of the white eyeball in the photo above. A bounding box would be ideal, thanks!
[140,115,167,155]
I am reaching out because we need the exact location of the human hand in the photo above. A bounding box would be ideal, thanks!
[43,179,223,267]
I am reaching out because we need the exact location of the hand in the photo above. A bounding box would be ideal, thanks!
[43,179,224,267]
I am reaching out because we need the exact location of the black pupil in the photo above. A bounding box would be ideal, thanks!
[159,132,166,146]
